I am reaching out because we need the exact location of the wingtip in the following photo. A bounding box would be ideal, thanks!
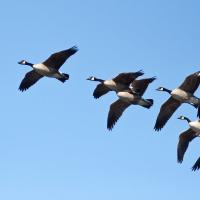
[151,76,157,81]
[107,126,113,131]
[138,69,144,75]
[71,45,79,52]
[154,126,161,132]
[18,87,25,92]
[177,158,183,163]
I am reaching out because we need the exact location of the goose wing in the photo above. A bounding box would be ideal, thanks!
[177,129,197,163]
[43,46,78,70]
[179,71,200,94]
[130,77,156,96]
[107,99,131,130]
[93,84,111,99]
[192,157,200,171]
[19,70,43,92]
[154,97,181,131]
[113,71,144,85]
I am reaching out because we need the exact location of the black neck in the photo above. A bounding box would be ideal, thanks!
[184,117,191,123]
[163,87,172,94]
[95,78,104,83]
[26,62,34,68]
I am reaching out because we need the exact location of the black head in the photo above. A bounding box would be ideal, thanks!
[86,76,96,81]
[177,115,191,123]
[18,60,28,65]
[178,116,186,120]
[156,87,165,91]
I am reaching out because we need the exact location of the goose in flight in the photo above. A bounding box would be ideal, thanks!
[154,71,200,131]
[107,77,156,130]
[87,71,144,98]
[18,46,78,91]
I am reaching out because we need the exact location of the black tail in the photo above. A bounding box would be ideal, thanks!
[146,99,153,105]
[141,99,154,109]
[57,73,69,83]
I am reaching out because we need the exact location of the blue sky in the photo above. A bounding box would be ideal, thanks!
[1,0,200,199]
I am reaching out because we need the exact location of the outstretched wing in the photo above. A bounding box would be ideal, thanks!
[130,77,156,96]
[19,70,43,92]
[192,157,200,171]
[154,97,181,131]
[43,46,78,70]
[113,71,144,85]
[177,129,197,163]
[93,84,111,99]
[107,99,130,130]
[179,71,200,94]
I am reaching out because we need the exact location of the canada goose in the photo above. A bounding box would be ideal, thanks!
[18,46,78,91]
[87,71,144,98]
[177,116,200,164]
[192,157,200,171]
[107,77,156,130]
[154,71,200,131]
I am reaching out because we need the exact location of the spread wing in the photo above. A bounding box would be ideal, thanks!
[192,157,200,171]
[42,46,78,70]
[93,84,111,99]
[19,70,43,92]
[130,77,156,96]
[113,71,144,85]
[179,71,200,94]
[107,99,130,130]
[177,129,197,163]
[154,97,181,131]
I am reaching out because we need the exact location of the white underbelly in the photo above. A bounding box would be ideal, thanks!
[171,88,190,102]
[190,121,200,132]
[104,81,126,91]
[117,91,135,102]
[33,63,58,77]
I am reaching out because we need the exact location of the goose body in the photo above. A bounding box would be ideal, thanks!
[154,71,200,131]
[117,91,152,107]
[102,80,127,91]
[32,63,66,79]
[107,77,156,130]
[188,120,200,132]
[18,46,78,91]
[87,71,144,99]
[171,88,200,105]
[177,116,200,171]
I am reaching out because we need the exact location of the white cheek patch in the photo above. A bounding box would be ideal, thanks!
[91,77,95,81]
[23,60,26,64]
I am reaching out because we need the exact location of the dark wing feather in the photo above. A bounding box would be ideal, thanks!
[93,84,111,99]
[192,157,200,171]
[113,71,144,85]
[177,129,197,163]
[179,71,200,93]
[154,97,181,131]
[107,99,130,130]
[130,77,156,96]
[19,70,43,92]
[43,46,78,70]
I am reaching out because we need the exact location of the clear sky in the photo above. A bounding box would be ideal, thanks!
[1,0,200,199]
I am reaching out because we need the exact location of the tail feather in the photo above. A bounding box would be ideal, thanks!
[139,98,154,109]
[57,73,69,83]
[146,99,154,105]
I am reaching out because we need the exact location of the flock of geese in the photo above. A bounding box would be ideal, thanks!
[18,46,200,171]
